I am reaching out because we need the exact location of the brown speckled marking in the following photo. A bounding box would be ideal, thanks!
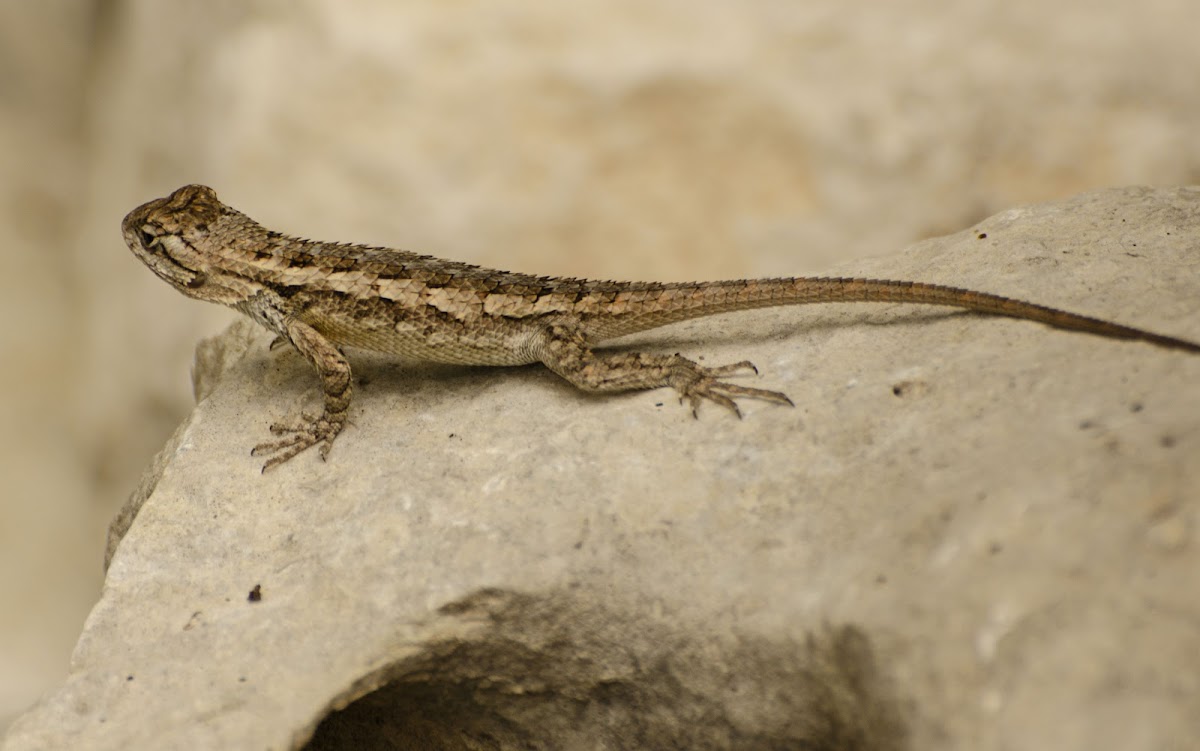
[122,184,1200,469]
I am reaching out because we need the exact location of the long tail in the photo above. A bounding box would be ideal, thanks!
[584,277,1200,354]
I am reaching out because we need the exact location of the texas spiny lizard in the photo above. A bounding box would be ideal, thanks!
[123,185,1200,470]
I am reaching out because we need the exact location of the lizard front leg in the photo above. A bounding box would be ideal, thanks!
[251,319,352,471]
[534,322,794,416]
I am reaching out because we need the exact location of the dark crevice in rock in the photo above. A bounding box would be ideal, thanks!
[305,589,908,751]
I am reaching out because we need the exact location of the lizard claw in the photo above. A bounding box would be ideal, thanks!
[669,357,793,418]
[703,360,760,377]
[252,412,344,471]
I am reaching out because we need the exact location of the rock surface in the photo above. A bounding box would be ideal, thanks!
[5,187,1200,750]
[8,0,1200,731]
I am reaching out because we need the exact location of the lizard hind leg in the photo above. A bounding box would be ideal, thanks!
[534,322,794,417]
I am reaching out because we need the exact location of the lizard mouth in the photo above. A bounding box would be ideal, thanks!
[123,223,206,290]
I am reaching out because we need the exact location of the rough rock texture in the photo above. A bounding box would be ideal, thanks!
[5,187,1199,750]
[7,1,1200,732]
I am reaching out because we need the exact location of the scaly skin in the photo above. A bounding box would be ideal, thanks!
[123,184,1200,469]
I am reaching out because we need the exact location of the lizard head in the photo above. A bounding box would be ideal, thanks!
[122,184,237,303]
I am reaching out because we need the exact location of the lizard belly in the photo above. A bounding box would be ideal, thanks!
[310,309,542,367]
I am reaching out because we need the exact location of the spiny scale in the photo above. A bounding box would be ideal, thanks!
[122,184,1200,469]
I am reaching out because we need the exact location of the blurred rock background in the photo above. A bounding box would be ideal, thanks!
[2,0,1199,733]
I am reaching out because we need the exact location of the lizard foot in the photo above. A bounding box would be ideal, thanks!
[250,411,345,472]
[669,358,794,418]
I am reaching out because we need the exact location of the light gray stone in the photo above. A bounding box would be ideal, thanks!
[8,0,1200,732]
[5,187,1199,749]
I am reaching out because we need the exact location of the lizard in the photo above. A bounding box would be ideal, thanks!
[122,184,1200,471]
